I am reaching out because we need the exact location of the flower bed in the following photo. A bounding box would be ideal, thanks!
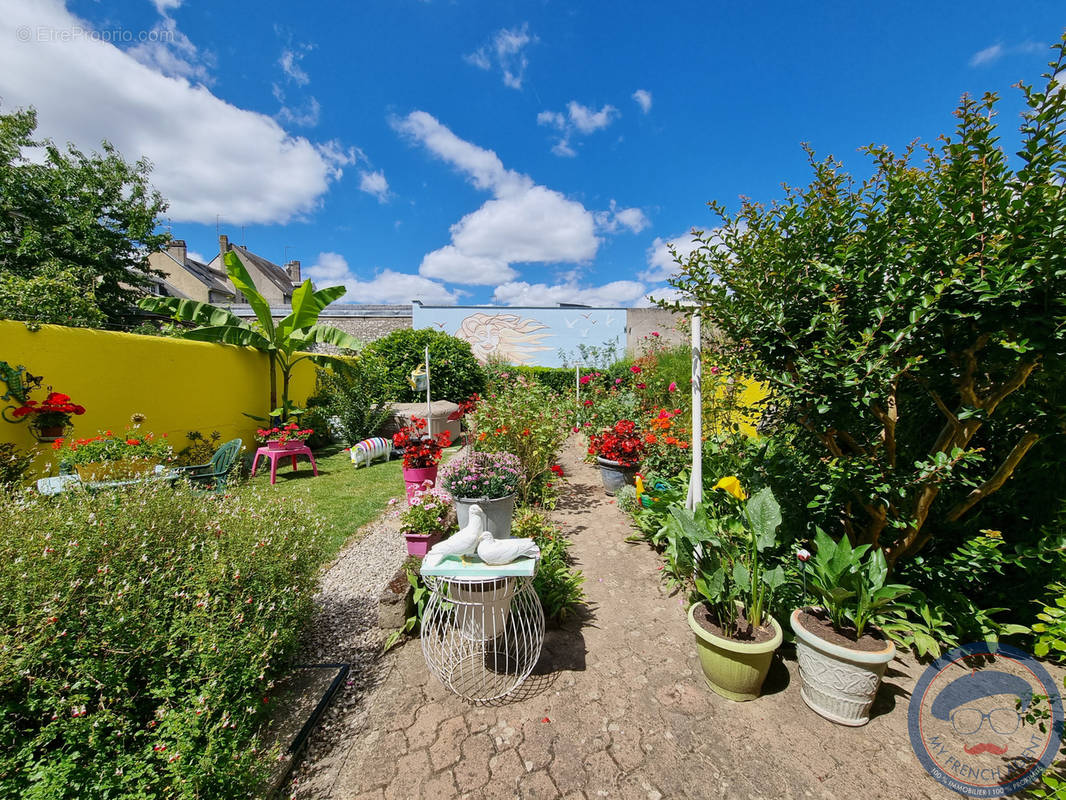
[0,482,327,797]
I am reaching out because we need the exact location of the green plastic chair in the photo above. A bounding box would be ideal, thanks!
[174,438,242,495]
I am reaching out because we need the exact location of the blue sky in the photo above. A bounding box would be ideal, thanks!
[1,1,1063,306]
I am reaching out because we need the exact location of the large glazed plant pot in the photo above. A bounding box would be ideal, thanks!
[455,494,515,539]
[403,465,439,501]
[688,603,783,701]
[595,457,638,496]
[791,608,896,726]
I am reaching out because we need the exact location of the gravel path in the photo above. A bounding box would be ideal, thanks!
[287,509,409,787]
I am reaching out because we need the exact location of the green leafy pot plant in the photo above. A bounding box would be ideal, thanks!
[792,529,912,726]
[672,479,785,701]
[438,450,521,539]
[392,485,456,557]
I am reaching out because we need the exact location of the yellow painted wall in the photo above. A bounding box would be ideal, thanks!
[0,321,315,476]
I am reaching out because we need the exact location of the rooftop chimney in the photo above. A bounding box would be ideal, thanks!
[285,259,301,283]
[166,239,187,263]
[218,234,229,259]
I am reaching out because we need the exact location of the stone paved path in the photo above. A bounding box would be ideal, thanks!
[290,437,981,799]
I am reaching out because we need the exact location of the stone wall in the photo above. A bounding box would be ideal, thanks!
[625,307,687,353]
[324,314,411,343]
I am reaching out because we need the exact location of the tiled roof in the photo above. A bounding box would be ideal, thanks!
[231,245,297,295]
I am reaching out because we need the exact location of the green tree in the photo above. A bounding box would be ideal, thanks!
[0,108,168,327]
[668,40,1066,570]
[141,252,360,418]
[364,328,486,403]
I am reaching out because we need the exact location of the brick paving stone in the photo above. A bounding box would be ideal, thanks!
[290,435,1060,800]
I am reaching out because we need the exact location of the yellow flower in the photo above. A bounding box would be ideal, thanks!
[712,476,747,500]
[980,529,1003,540]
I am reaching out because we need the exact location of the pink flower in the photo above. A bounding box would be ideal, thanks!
[636,383,645,389]
[651,331,660,337]
[579,375,591,385]
[615,378,623,385]
[710,366,721,375]
[668,382,677,392]
[630,365,642,374]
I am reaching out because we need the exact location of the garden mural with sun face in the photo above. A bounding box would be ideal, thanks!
[412,306,626,366]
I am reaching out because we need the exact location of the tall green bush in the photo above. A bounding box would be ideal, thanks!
[307,354,396,446]
[669,41,1066,570]
[364,329,485,403]
[0,483,327,799]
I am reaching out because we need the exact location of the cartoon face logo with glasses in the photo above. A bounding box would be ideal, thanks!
[909,643,1063,798]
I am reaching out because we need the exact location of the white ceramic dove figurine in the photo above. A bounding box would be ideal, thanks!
[475,529,541,566]
[422,504,485,567]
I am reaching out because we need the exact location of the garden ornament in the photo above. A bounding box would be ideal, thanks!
[349,436,392,469]
[475,529,540,565]
[423,503,484,567]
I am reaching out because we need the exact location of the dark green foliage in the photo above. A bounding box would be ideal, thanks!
[0,109,168,327]
[669,42,1066,570]
[307,354,396,446]
[0,482,327,798]
[175,429,222,466]
[485,363,575,396]
[364,329,485,403]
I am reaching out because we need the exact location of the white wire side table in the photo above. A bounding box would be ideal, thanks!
[420,555,545,703]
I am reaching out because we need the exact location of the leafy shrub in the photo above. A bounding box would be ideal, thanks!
[0,482,327,798]
[0,442,33,486]
[470,377,568,505]
[484,363,575,396]
[364,329,485,403]
[512,509,585,622]
[306,354,395,446]
[1032,583,1066,664]
[0,266,106,329]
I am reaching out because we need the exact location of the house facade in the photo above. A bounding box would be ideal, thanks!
[145,239,235,304]
[206,235,300,305]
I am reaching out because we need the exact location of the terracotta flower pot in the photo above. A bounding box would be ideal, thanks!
[595,456,638,496]
[34,425,65,442]
[403,465,439,501]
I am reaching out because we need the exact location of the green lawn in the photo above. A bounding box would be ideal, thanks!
[237,444,462,558]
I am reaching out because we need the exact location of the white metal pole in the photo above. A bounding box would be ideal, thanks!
[686,312,703,511]
[575,365,580,427]
[425,345,433,437]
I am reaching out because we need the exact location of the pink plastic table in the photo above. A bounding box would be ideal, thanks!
[250,444,319,485]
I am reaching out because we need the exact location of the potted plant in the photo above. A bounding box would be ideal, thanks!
[588,419,644,495]
[438,450,521,539]
[12,391,86,441]
[791,528,912,726]
[55,419,174,482]
[671,479,785,701]
[393,417,451,501]
[393,486,456,557]
[255,422,313,451]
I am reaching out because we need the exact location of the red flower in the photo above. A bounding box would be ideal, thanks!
[630,366,642,374]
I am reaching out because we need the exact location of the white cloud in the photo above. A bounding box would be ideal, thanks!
[307,252,461,305]
[970,44,1003,67]
[567,101,617,134]
[150,0,182,13]
[278,48,310,86]
[646,229,702,282]
[393,111,601,286]
[127,9,212,83]
[537,100,619,156]
[358,169,389,202]
[0,0,357,225]
[969,41,1045,68]
[493,279,647,307]
[187,250,206,264]
[595,200,649,234]
[464,24,536,90]
[419,246,517,285]
[275,94,321,127]
[632,89,652,114]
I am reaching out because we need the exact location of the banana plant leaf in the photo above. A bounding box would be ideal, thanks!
[223,252,275,339]
[138,296,244,329]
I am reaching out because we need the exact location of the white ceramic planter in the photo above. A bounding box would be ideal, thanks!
[790,608,895,726]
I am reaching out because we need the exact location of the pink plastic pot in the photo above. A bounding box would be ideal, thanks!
[403,465,439,501]
[404,531,444,557]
